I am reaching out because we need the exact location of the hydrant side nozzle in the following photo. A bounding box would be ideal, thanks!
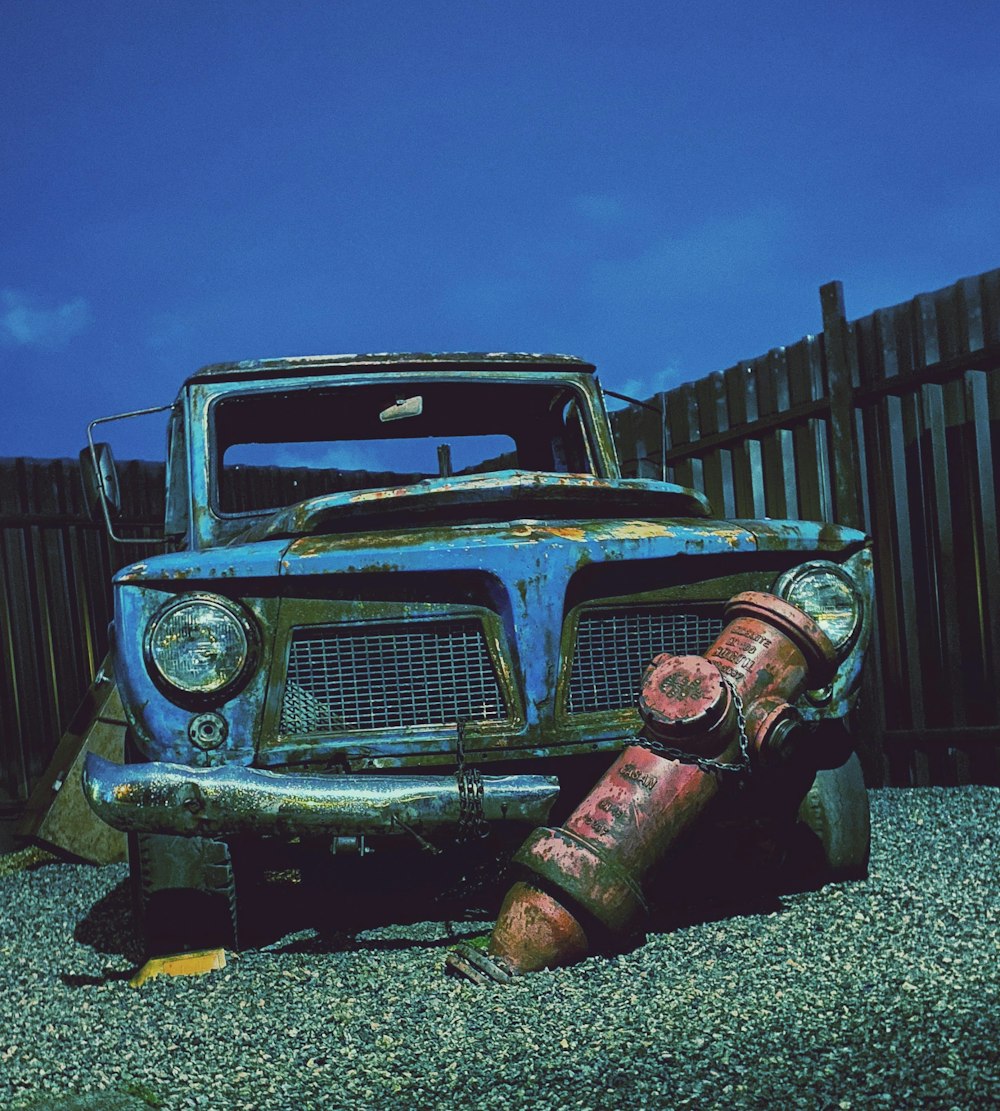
[744,697,805,764]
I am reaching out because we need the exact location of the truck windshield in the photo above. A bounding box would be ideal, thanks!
[213,379,597,514]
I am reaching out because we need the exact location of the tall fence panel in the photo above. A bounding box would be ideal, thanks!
[612,268,1000,787]
[852,272,1000,786]
[0,458,164,805]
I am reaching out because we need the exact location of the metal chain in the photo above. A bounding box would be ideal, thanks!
[455,721,489,841]
[630,676,752,777]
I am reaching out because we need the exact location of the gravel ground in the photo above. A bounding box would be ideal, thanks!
[0,787,997,1111]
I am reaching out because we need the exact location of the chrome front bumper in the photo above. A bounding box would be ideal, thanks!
[82,753,560,838]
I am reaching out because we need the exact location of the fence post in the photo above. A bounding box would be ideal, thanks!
[820,281,863,530]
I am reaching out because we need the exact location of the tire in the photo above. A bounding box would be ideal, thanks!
[123,730,239,955]
[130,832,239,955]
[795,751,871,881]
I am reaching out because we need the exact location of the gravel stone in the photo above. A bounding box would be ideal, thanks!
[1,787,997,1110]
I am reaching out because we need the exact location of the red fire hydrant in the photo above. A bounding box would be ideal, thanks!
[447,591,842,984]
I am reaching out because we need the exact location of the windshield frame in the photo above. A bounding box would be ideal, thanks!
[191,369,616,535]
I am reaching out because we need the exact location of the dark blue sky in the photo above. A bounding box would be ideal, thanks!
[3,1,998,459]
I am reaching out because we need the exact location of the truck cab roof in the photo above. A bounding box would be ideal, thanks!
[185,352,596,386]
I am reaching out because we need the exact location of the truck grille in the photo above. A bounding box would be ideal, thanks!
[567,608,723,714]
[280,619,507,735]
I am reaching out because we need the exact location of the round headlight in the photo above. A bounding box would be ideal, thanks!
[146,593,257,700]
[775,561,863,654]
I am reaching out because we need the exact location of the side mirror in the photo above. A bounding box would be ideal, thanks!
[79,442,122,520]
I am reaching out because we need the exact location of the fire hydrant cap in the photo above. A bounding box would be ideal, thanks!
[638,655,730,740]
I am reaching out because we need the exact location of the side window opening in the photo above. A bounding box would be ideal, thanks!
[556,397,595,474]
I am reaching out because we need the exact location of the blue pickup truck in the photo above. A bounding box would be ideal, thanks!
[82,352,873,953]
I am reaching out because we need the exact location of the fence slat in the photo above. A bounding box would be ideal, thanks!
[723,366,760,517]
[755,350,787,518]
[695,374,725,514]
[787,340,823,521]
[821,282,863,529]
[924,385,965,736]
[964,371,1000,727]
[709,371,737,516]
[0,531,30,801]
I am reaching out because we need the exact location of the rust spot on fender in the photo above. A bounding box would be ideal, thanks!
[543,525,589,542]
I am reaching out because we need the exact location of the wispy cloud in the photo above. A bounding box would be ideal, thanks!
[147,313,195,352]
[572,193,628,225]
[0,289,93,348]
[589,209,790,299]
[145,311,200,369]
[618,365,685,403]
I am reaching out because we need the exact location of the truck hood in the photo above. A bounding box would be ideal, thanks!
[236,470,712,542]
[112,515,865,586]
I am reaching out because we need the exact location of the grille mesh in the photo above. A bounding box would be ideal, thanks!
[280,619,507,734]
[568,608,723,714]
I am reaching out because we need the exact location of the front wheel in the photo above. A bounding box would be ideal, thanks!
[129,832,239,955]
[794,751,871,881]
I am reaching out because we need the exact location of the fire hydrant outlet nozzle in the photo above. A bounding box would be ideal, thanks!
[446,591,848,983]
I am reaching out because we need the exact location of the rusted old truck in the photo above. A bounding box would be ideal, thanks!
[81,353,873,959]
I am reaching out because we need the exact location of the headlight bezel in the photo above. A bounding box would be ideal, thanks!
[774,559,864,656]
[143,591,260,706]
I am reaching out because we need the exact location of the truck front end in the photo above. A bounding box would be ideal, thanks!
[82,354,873,952]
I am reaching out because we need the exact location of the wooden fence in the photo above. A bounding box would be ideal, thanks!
[0,458,164,805]
[613,268,1000,787]
[3,268,999,803]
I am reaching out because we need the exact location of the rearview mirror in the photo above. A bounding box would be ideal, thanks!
[79,442,122,520]
[379,396,423,423]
